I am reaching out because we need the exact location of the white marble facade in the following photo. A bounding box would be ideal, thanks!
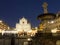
[16,17,32,32]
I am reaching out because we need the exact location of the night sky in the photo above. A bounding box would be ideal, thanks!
[0,0,60,27]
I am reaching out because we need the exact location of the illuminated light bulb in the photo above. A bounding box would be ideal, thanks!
[0,20,2,23]
[51,21,54,23]
[27,38,32,41]
[48,21,54,23]
[51,28,57,33]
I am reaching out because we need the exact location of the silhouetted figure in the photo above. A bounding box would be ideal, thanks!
[11,34,15,45]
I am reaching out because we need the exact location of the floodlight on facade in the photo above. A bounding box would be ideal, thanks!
[51,28,60,33]
[48,20,54,24]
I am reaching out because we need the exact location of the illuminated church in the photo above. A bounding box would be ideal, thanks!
[15,17,32,32]
[15,17,37,36]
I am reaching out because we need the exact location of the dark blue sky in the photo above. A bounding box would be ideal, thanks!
[0,0,60,27]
